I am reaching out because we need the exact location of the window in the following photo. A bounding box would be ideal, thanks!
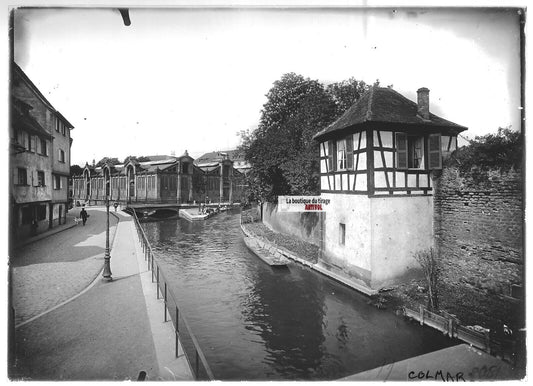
[37,171,45,187]
[56,119,60,132]
[337,139,347,170]
[26,134,33,152]
[21,206,32,225]
[408,136,424,168]
[61,123,66,136]
[182,162,189,174]
[58,149,65,163]
[339,223,346,245]
[40,139,47,156]
[37,205,47,221]
[396,133,442,170]
[17,168,27,185]
[54,175,62,190]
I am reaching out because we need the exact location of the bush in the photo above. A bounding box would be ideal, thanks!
[447,127,522,172]
[414,247,441,311]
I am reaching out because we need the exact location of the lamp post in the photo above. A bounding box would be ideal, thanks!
[103,178,112,280]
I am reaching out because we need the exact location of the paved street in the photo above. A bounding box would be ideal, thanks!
[9,209,191,381]
[11,207,118,326]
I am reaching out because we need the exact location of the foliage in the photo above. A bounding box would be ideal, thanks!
[70,164,83,176]
[95,157,121,167]
[326,77,368,116]
[414,247,441,311]
[239,73,371,202]
[447,127,522,172]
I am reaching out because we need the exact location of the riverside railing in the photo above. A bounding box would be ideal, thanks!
[131,209,215,381]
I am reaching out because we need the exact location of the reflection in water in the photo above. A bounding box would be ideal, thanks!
[142,210,455,380]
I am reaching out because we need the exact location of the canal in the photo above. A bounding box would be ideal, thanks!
[141,209,455,380]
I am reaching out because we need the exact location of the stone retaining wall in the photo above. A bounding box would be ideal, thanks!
[262,203,322,246]
[433,167,523,296]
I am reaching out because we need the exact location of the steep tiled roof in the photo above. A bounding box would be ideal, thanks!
[313,87,467,140]
[13,62,75,129]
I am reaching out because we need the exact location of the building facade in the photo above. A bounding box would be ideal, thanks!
[72,151,246,206]
[313,87,466,290]
[10,63,74,244]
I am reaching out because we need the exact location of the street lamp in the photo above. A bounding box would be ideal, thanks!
[103,172,112,280]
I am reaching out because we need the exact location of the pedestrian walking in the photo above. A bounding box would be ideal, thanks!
[113,202,119,212]
[80,207,88,226]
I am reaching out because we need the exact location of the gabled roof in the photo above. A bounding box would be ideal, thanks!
[313,86,467,141]
[13,62,75,129]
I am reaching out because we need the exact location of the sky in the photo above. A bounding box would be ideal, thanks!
[12,6,522,166]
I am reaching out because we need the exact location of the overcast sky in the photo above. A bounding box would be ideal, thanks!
[13,6,522,166]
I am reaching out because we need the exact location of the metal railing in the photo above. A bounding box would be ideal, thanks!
[131,210,215,380]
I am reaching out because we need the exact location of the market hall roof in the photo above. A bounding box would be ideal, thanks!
[313,86,467,141]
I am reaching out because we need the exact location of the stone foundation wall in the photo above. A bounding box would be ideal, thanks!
[434,167,523,296]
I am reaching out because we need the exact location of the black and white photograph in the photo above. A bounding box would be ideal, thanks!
[6,1,526,381]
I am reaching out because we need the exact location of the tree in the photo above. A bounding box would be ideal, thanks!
[96,157,120,167]
[326,77,369,116]
[239,73,373,202]
[70,164,83,177]
[240,73,337,201]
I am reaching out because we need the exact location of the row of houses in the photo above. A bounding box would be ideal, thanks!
[71,150,249,206]
[10,63,74,244]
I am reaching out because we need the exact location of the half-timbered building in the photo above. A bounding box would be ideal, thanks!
[313,87,467,290]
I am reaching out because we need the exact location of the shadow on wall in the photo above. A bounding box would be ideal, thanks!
[300,212,319,238]
[262,202,322,246]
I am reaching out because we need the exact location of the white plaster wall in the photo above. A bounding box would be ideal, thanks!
[374,151,383,168]
[370,195,433,288]
[374,171,387,188]
[355,174,367,191]
[396,172,405,187]
[321,193,372,276]
[380,131,393,147]
[356,152,367,171]
[383,152,393,168]
[359,131,367,149]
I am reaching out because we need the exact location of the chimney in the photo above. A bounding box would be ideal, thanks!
[417,87,430,120]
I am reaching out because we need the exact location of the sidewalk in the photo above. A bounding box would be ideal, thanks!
[10,209,193,381]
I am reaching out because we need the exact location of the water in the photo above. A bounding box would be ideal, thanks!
[142,209,455,380]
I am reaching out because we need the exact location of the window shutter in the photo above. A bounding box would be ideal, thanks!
[428,134,442,169]
[60,176,64,189]
[396,133,408,169]
[346,135,354,169]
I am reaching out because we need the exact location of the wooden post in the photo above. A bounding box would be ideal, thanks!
[419,304,424,326]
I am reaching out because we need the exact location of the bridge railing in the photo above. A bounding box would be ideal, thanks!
[131,210,215,381]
